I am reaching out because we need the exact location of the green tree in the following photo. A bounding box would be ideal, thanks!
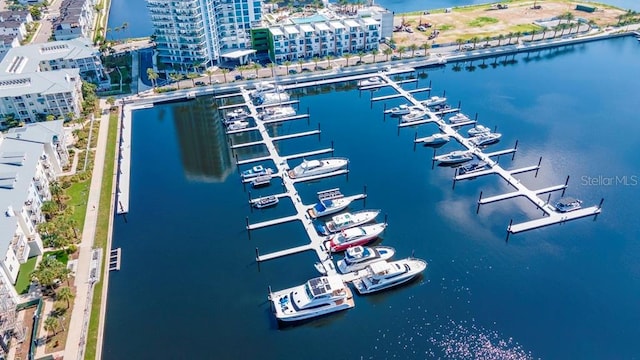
[252,62,262,76]
[50,180,63,205]
[483,36,492,47]
[312,56,320,69]
[204,69,215,84]
[514,31,522,43]
[344,53,353,66]
[283,61,292,73]
[106,96,116,107]
[357,51,365,63]
[396,46,406,58]
[455,38,464,51]
[266,63,275,77]
[408,44,418,57]
[563,11,574,25]
[44,316,59,336]
[506,32,515,44]
[221,68,229,82]
[470,36,480,49]
[186,72,199,87]
[497,34,505,45]
[57,286,75,309]
[41,201,58,220]
[325,55,333,68]
[421,42,431,56]
[371,49,379,62]
[530,29,538,41]
[31,257,66,289]
[383,48,393,61]
[29,6,42,19]
[169,73,184,89]
[147,68,159,88]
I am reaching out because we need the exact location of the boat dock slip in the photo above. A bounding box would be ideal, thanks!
[282,148,334,161]
[246,214,301,230]
[291,170,349,183]
[217,103,246,110]
[261,114,310,125]
[231,130,321,149]
[407,87,433,94]
[398,118,435,128]
[109,248,122,271]
[226,126,258,135]
[256,244,315,262]
[448,120,477,128]
[254,100,299,109]
[117,103,134,215]
[371,93,408,102]
[373,72,602,233]
[214,92,242,99]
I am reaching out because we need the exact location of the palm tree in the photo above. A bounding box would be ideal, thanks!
[236,65,246,77]
[396,46,406,58]
[252,63,262,76]
[343,53,353,66]
[408,44,418,57]
[470,36,480,49]
[267,63,275,77]
[497,34,505,46]
[357,51,365,63]
[421,42,431,56]
[312,56,320,69]
[371,49,379,62]
[325,55,333,69]
[564,11,574,25]
[44,316,59,336]
[221,68,229,83]
[204,69,215,84]
[296,59,304,71]
[587,20,597,32]
[57,287,75,309]
[283,61,292,73]
[169,73,184,89]
[41,200,58,220]
[506,32,515,45]
[530,29,538,42]
[66,217,79,240]
[455,38,464,51]
[50,181,62,204]
[186,72,199,87]
[483,36,491,47]
[514,32,522,44]
[383,48,393,61]
[147,68,159,88]
[559,23,569,36]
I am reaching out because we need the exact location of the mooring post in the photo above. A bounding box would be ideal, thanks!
[458,100,461,110]
[506,219,513,243]
[413,132,418,152]
[452,168,458,190]
[535,156,542,178]
[363,184,367,207]
[432,148,437,169]
[246,217,251,239]
[318,122,321,141]
[384,213,388,224]
[547,193,552,205]
[476,191,483,214]
[512,140,519,161]
[235,153,239,168]
[562,175,570,196]
[595,198,604,220]
[475,113,478,121]
[255,248,260,270]
[331,140,335,156]
[443,89,446,98]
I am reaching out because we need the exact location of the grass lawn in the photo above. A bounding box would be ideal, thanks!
[43,250,69,265]
[84,112,118,360]
[15,257,38,294]
[65,179,90,232]
[468,17,499,27]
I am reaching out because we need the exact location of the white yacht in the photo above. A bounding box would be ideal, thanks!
[416,133,450,146]
[467,125,491,137]
[352,258,428,294]
[317,209,381,236]
[227,120,249,131]
[269,276,355,322]
[307,188,352,219]
[241,165,274,180]
[259,106,296,121]
[389,104,411,116]
[337,246,395,274]
[448,113,471,124]
[250,81,284,98]
[257,92,290,105]
[421,96,447,107]
[225,108,248,120]
[433,150,474,164]
[358,76,384,87]
[326,223,387,252]
[555,197,583,212]
[288,158,348,179]
[469,132,502,146]
[401,106,429,123]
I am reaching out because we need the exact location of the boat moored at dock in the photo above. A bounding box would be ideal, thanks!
[227,120,249,131]
[469,132,502,146]
[421,96,447,107]
[433,150,474,165]
[467,125,491,137]
[401,106,429,123]
[307,188,352,218]
[241,165,274,180]
[269,275,355,322]
[251,195,279,209]
[458,161,488,175]
[388,104,411,116]
[326,222,387,252]
[555,197,583,212]
[337,246,395,274]
[351,258,428,294]
[358,76,384,87]
[448,113,471,124]
[317,209,381,236]
[416,133,450,146]
[258,106,296,121]
[288,158,349,179]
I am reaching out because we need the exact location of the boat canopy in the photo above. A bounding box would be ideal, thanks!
[314,199,333,212]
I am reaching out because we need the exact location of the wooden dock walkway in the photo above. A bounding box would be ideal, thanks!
[508,206,602,234]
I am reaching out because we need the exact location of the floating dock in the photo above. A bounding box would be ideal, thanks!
[115,102,147,215]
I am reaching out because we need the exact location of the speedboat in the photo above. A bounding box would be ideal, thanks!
[352,257,428,294]
[325,223,387,252]
[421,96,447,107]
[251,175,272,188]
[259,106,296,121]
[433,150,474,164]
[250,81,284,98]
[401,106,428,123]
[241,165,274,180]
[288,158,348,179]
[416,133,450,146]
[458,161,488,175]
[269,275,355,322]
[227,120,249,131]
[469,132,502,146]
[388,104,411,116]
[555,197,583,212]
[252,195,279,209]
[358,76,384,87]
[448,113,471,124]
[307,189,353,219]
[317,209,381,236]
[256,92,290,105]
[337,246,395,273]
[467,125,491,137]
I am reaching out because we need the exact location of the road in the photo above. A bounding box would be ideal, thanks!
[32,0,64,43]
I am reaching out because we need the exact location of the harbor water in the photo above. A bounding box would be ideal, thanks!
[103,36,640,359]
[106,0,640,40]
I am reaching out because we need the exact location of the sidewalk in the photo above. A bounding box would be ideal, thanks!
[63,100,112,359]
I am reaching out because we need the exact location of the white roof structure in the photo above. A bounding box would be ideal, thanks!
[220,49,256,59]
[0,38,97,75]
[314,23,330,31]
[299,24,314,33]
[344,19,360,28]
[362,17,379,26]
[283,26,299,35]
[0,69,80,98]
[329,21,345,29]
[269,28,284,36]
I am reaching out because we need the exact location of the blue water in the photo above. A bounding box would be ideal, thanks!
[102,36,640,359]
[106,0,639,40]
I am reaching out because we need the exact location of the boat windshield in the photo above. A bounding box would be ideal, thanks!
[314,202,327,212]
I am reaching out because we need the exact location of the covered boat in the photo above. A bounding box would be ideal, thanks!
[458,161,488,175]
[317,209,381,236]
[401,106,429,123]
[555,197,583,212]
[467,125,491,137]
[416,133,450,146]
[241,165,274,180]
[288,158,348,179]
[269,275,355,322]
[421,96,447,107]
[252,195,279,209]
[352,258,428,294]
[307,189,352,219]
[448,113,471,124]
[337,246,395,273]
[259,106,296,121]
[469,132,502,146]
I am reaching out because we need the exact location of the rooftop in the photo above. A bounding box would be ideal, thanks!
[0,68,80,98]
[0,38,98,75]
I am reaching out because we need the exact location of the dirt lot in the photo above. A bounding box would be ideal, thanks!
[392,1,627,46]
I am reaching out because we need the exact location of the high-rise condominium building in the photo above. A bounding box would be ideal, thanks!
[148,0,262,71]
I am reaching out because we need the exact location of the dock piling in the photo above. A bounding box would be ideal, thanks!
[512,140,519,161]
[363,185,367,207]
[562,175,570,196]
[452,168,458,190]
[546,193,551,205]
[317,122,321,141]
[246,217,251,240]
[475,113,478,121]
[413,132,417,152]
[458,100,461,110]
[331,140,335,156]
[535,156,542,177]
[476,191,483,214]
[506,219,513,242]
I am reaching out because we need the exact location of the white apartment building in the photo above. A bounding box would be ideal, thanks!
[148,0,262,71]
[0,69,84,125]
[267,16,380,63]
[0,37,109,87]
[53,0,97,41]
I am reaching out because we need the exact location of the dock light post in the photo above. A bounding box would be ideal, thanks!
[246,217,251,240]
[452,168,458,190]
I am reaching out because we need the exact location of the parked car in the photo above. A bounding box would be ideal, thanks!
[234,75,244,81]
[288,69,298,74]
[246,74,257,79]
[195,81,206,86]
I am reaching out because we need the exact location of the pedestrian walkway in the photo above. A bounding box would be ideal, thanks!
[63,100,112,359]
